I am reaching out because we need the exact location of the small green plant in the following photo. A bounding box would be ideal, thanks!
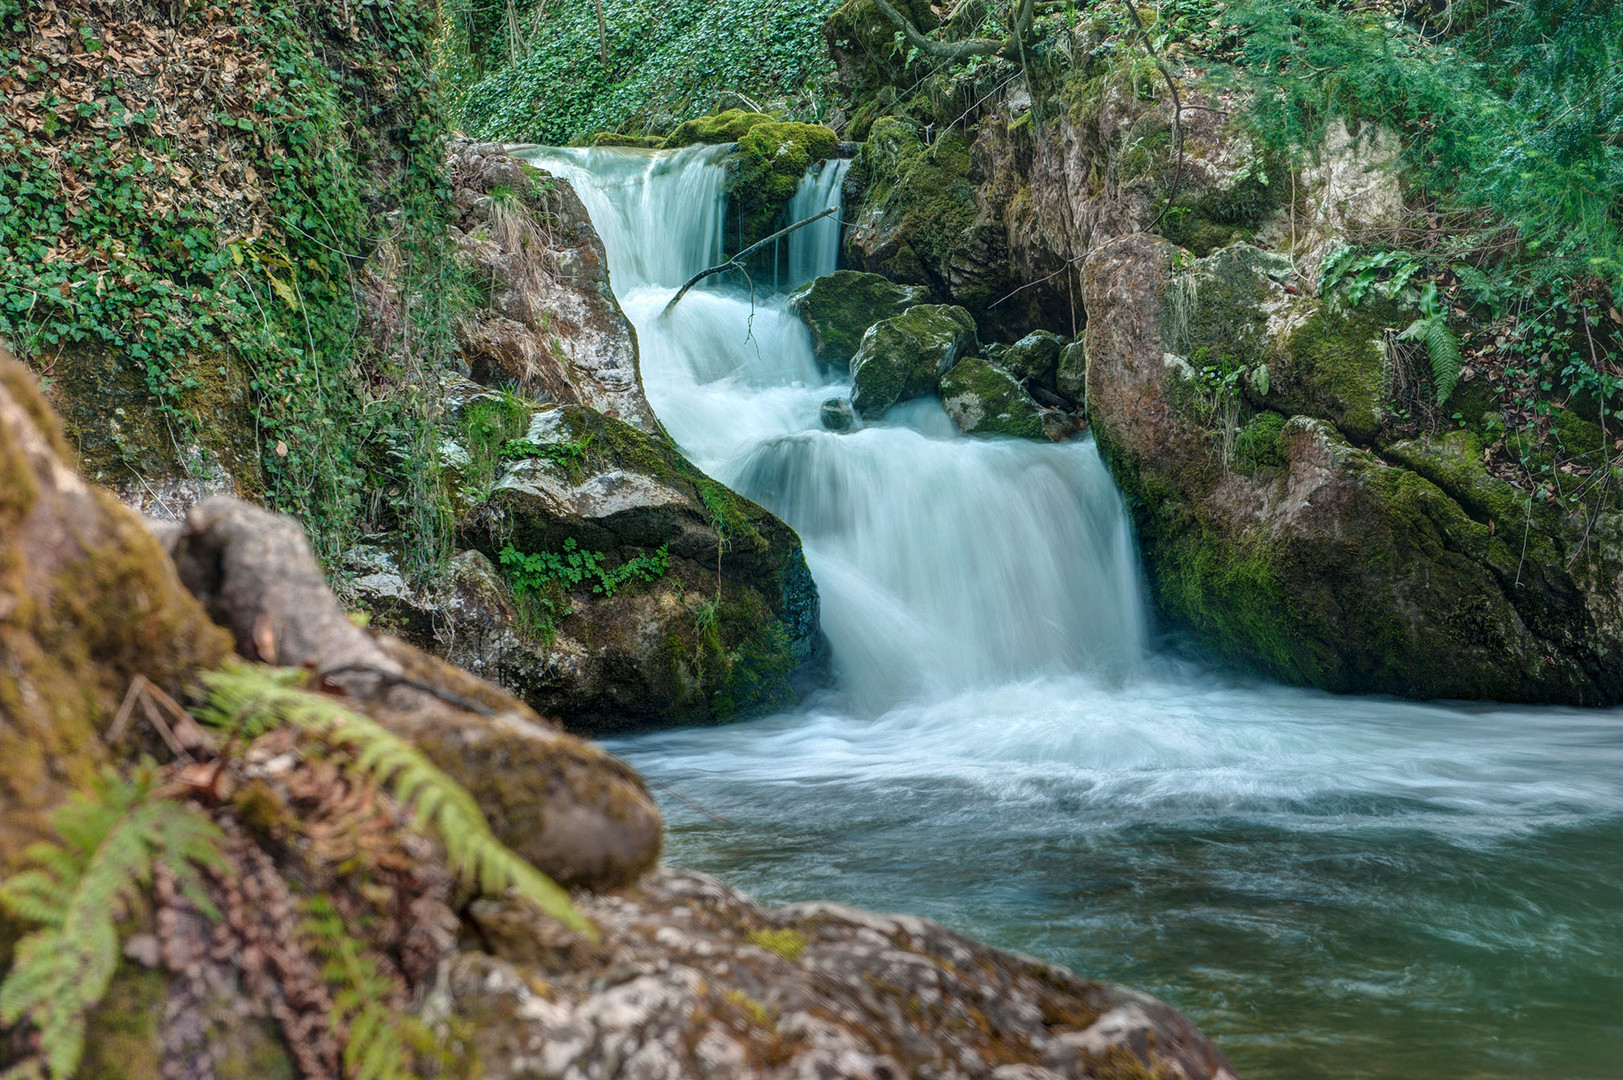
[1319,246,1424,306]
[199,663,593,938]
[500,538,669,600]
[301,895,440,1080]
[0,766,227,1080]
[499,437,589,466]
[1398,281,1463,405]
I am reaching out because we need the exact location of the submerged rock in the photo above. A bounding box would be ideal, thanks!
[788,269,931,371]
[941,357,1049,440]
[455,867,1241,1080]
[849,304,978,418]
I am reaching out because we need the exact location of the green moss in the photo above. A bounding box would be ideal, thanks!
[848,118,979,285]
[590,132,664,148]
[787,270,930,370]
[746,927,809,962]
[939,357,1047,439]
[1276,300,1396,444]
[1234,410,1287,470]
[725,121,840,253]
[661,109,776,149]
[79,965,167,1080]
[849,304,977,418]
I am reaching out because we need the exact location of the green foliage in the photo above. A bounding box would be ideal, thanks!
[0,767,227,1080]
[1319,246,1423,306]
[300,896,438,1080]
[458,0,843,144]
[198,664,595,939]
[745,926,808,961]
[1398,282,1463,405]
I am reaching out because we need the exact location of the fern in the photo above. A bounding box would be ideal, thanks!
[0,767,226,1080]
[301,896,438,1080]
[198,663,595,938]
[1398,282,1463,404]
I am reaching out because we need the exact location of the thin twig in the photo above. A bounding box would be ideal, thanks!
[1120,0,1185,233]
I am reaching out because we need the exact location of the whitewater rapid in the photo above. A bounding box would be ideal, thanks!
[512,143,1623,1080]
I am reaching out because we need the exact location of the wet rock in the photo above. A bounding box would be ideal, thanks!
[458,404,825,732]
[726,121,840,254]
[448,140,657,432]
[820,397,856,431]
[451,867,1241,1080]
[941,357,1050,440]
[1081,232,1623,704]
[165,495,664,888]
[999,329,1067,392]
[849,304,978,418]
[788,269,931,371]
[1056,341,1087,404]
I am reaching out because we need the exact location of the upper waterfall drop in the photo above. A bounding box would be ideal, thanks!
[512,143,1150,712]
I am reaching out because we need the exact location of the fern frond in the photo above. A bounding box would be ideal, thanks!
[1400,314,1463,404]
[199,663,595,939]
[0,766,227,1080]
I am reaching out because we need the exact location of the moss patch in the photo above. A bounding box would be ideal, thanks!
[1274,300,1398,445]
[662,109,777,149]
[939,357,1047,440]
[725,121,840,255]
[849,304,977,417]
[787,270,931,370]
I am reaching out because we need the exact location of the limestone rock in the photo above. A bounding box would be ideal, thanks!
[449,140,657,432]
[849,304,978,418]
[458,404,826,732]
[941,357,1049,440]
[787,270,931,371]
[1081,233,1623,704]
[451,868,1241,1080]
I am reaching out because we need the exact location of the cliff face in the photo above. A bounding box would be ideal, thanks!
[0,346,1235,1080]
[820,1,1623,704]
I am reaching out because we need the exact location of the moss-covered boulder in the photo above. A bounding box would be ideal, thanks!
[1082,233,1623,704]
[940,357,1049,440]
[590,131,665,148]
[454,405,824,732]
[1057,340,1088,403]
[849,304,978,418]
[725,120,840,254]
[787,270,931,371]
[999,329,1067,392]
[659,109,776,149]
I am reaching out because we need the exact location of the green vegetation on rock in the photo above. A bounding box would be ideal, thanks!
[788,271,931,371]
[849,304,978,418]
[940,357,1047,440]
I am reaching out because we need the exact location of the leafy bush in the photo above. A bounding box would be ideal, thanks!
[458,0,844,144]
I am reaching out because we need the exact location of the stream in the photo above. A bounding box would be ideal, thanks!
[514,143,1623,1080]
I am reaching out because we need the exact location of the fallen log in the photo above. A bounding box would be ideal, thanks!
[661,205,839,314]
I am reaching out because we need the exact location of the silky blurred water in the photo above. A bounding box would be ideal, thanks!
[514,144,1623,1079]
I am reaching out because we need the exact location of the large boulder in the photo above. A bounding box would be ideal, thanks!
[940,357,1050,440]
[849,304,978,418]
[453,868,1241,1080]
[725,121,840,254]
[449,141,658,433]
[446,404,824,733]
[1082,234,1623,703]
[787,270,931,371]
[1000,329,1067,392]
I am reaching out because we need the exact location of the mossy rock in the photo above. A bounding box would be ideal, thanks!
[1271,298,1399,445]
[1233,410,1288,470]
[660,109,775,149]
[724,121,840,255]
[940,357,1048,440]
[823,0,938,96]
[1056,340,1087,403]
[787,270,931,371]
[999,330,1066,392]
[591,132,664,148]
[849,304,977,418]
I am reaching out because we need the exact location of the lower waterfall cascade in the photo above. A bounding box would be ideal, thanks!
[513,144,1623,1080]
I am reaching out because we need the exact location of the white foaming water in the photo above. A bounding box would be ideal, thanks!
[512,143,1623,1078]
[521,143,1148,711]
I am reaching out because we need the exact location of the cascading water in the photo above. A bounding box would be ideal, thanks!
[512,145,1623,1080]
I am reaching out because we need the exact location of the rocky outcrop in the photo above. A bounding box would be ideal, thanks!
[788,270,930,371]
[1081,234,1623,703]
[1,348,1239,1080]
[849,304,978,418]
[449,141,658,432]
[454,868,1239,1080]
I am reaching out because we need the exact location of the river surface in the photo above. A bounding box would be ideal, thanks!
[514,143,1623,1079]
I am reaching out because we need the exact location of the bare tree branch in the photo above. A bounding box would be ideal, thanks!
[662,207,840,314]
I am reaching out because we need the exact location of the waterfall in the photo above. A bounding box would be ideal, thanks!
[515,143,1148,712]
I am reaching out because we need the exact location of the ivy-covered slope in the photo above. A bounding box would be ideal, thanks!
[456,0,842,144]
[0,0,458,570]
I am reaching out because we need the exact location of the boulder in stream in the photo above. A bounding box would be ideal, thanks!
[941,356,1050,440]
[849,304,978,418]
[788,269,931,371]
